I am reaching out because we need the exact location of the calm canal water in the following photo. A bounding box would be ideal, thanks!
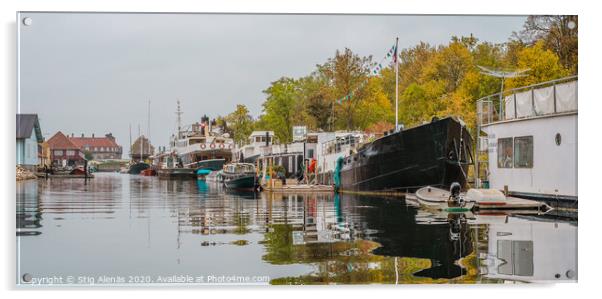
[16,173,577,285]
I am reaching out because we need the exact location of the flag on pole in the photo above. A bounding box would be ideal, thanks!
[393,41,398,64]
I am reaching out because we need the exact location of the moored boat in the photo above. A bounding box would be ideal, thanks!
[128,162,149,174]
[157,168,196,179]
[336,116,472,193]
[222,163,258,191]
[140,168,157,176]
[195,158,226,180]
[415,183,474,212]
[476,76,577,206]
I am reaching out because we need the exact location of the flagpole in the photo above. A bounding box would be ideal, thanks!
[395,37,399,131]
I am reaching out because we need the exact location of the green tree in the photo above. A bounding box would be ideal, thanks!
[83,150,93,161]
[260,78,299,143]
[297,74,330,130]
[225,104,254,146]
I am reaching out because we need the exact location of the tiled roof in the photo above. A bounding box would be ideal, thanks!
[47,131,79,150]
[70,136,120,148]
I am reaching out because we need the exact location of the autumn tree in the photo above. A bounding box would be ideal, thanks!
[504,41,570,89]
[318,48,373,130]
[512,15,578,73]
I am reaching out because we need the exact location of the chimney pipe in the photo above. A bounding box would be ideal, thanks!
[81,133,84,137]
[92,133,95,138]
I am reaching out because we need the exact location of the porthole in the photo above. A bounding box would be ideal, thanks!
[555,133,562,146]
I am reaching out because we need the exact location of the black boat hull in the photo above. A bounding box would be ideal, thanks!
[338,117,472,192]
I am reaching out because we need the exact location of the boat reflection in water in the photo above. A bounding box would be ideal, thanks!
[16,173,576,285]
[473,214,577,282]
[263,193,475,284]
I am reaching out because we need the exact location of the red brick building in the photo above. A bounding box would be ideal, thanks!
[47,131,85,167]
[69,133,123,160]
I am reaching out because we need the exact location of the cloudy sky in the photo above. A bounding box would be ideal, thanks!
[18,13,526,150]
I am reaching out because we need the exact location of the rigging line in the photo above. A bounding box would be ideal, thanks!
[334,42,397,104]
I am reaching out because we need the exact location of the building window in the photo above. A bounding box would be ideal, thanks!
[497,138,513,168]
[255,136,261,142]
[307,149,314,159]
[66,150,75,156]
[54,150,63,156]
[514,136,533,168]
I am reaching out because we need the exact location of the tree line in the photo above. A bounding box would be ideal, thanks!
[222,16,577,146]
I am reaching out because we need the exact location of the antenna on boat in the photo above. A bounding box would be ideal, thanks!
[477,65,530,100]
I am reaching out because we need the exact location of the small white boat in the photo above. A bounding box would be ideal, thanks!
[415,184,475,212]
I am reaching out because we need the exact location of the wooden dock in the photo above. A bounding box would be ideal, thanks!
[405,193,550,212]
[474,196,550,212]
[36,173,94,179]
[263,184,334,193]
[157,168,196,179]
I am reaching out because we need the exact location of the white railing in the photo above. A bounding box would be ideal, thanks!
[477,76,577,126]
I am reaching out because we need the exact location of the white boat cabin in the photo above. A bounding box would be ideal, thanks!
[476,76,577,201]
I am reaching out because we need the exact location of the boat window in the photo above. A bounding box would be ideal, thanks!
[497,138,513,168]
[514,136,533,168]
[189,138,205,145]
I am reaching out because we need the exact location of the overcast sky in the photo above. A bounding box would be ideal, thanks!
[18,13,526,150]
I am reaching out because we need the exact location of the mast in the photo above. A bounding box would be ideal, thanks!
[395,37,399,131]
[147,99,151,150]
[147,99,151,157]
[138,124,142,162]
[176,100,183,139]
[129,124,132,161]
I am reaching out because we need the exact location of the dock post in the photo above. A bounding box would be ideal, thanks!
[84,160,88,185]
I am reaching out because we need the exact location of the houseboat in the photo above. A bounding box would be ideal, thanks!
[171,116,235,168]
[335,116,472,193]
[238,130,320,181]
[475,76,577,204]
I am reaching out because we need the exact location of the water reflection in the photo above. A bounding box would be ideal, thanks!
[16,173,577,285]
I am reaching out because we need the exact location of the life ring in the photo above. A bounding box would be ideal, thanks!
[210,143,216,149]
[219,144,225,149]
[200,144,206,149]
